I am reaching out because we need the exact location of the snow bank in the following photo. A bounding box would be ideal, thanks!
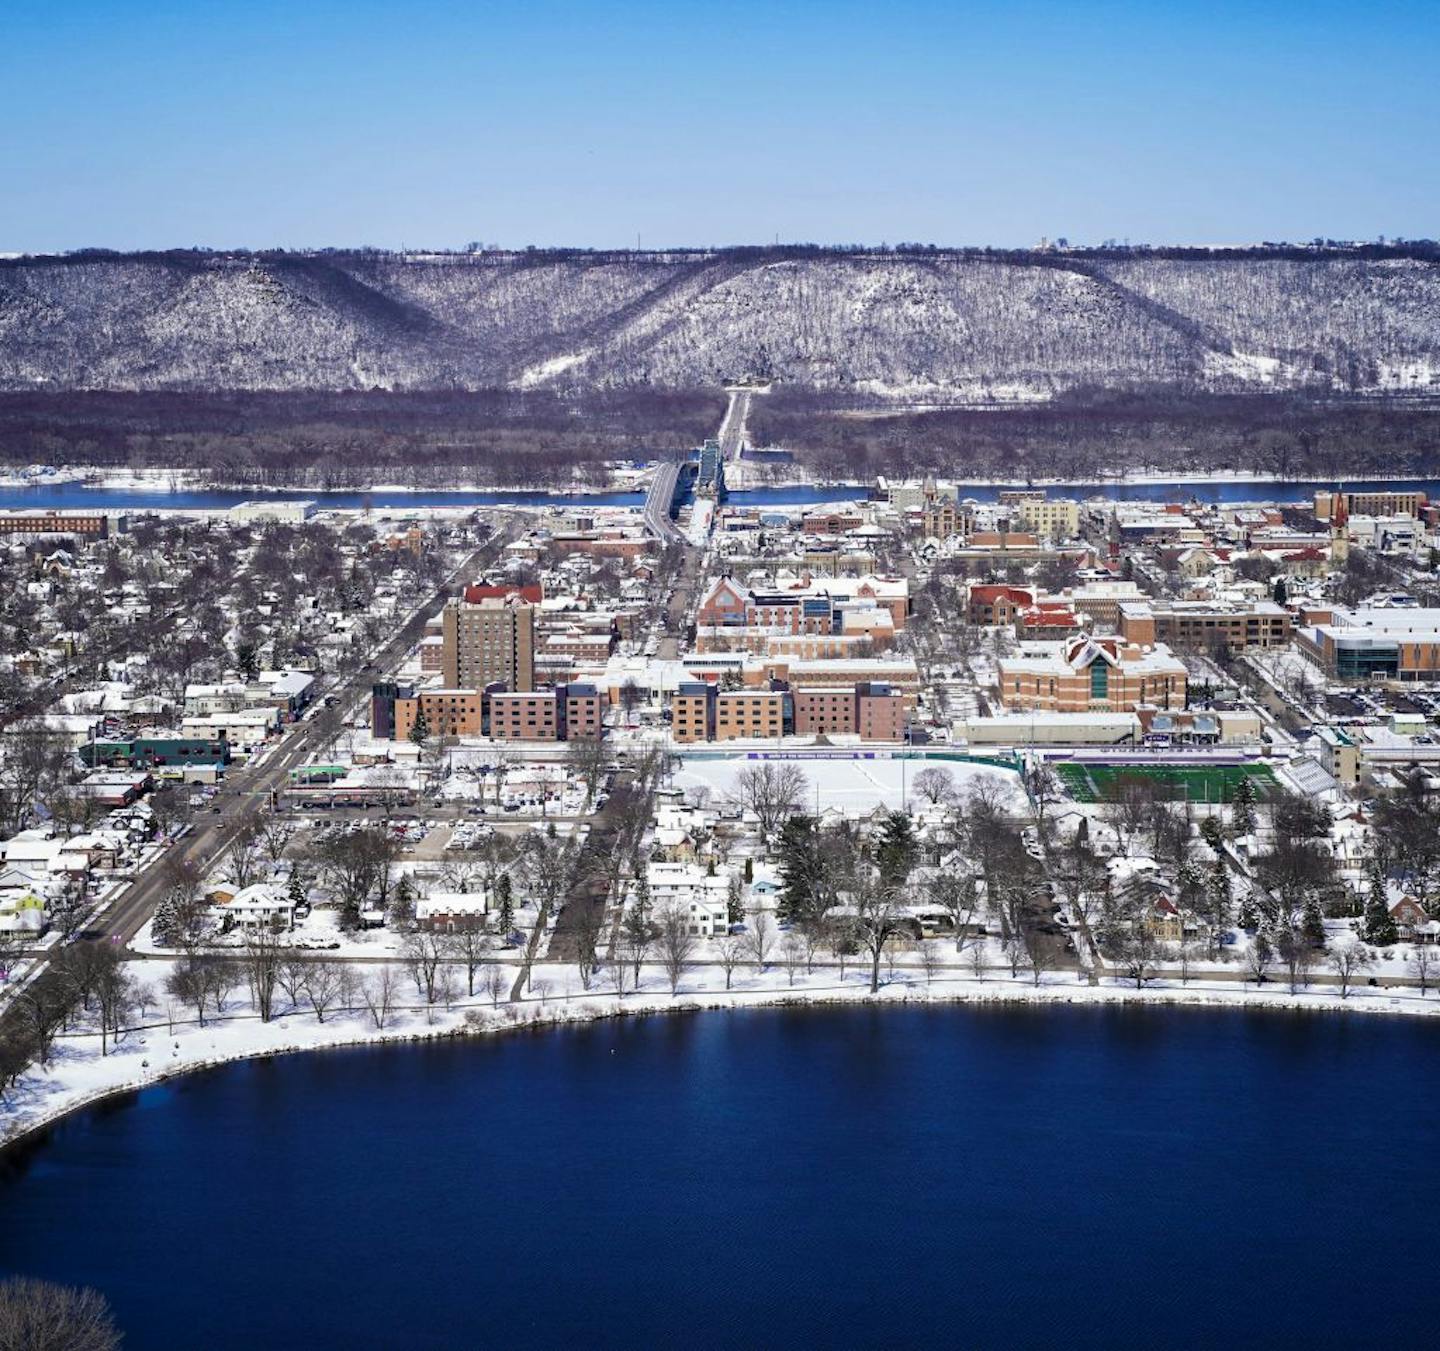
[6,961,1438,1154]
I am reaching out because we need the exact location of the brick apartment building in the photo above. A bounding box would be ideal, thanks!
[442,592,535,691]
[715,689,788,741]
[671,680,904,743]
[0,510,117,539]
[393,689,487,740]
[1119,600,1292,651]
[488,683,603,741]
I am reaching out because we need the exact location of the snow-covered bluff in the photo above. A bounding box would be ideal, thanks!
[2,249,1438,399]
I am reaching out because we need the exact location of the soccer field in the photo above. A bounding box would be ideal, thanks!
[1053,761,1278,804]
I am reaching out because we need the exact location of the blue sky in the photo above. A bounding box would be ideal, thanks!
[2,0,1436,252]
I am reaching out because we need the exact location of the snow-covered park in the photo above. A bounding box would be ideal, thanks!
[669,754,1026,816]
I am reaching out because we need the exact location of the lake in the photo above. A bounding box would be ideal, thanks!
[1,1004,1436,1350]
[4,476,1440,512]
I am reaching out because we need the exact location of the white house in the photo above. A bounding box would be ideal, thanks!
[646,862,731,937]
[415,890,493,931]
[211,883,296,933]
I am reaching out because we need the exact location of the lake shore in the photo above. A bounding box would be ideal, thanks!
[5,963,1438,1156]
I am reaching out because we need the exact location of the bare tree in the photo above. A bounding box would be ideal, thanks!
[0,1276,120,1351]
[852,871,906,994]
[310,827,400,929]
[277,950,312,1012]
[1326,941,1374,998]
[968,941,988,981]
[258,814,293,864]
[1244,933,1274,987]
[91,949,136,1057]
[482,963,509,1008]
[1275,926,1316,993]
[656,905,697,995]
[572,902,604,991]
[1408,944,1436,996]
[303,961,346,1023]
[1117,925,1161,988]
[207,957,242,1017]
[929,872,980,953]
[780,931,805,986]
[1027,938,1056,987]
[912,767,956,806]
[1002,932,1030,980]
[361,965,400,1029]
[621,904,652,983]
[745,909,776,973]
[444,925,491,997]
[11,985,73,1069]
[402,931,446,1004]
[224,818,267,890]
[730,762,808,841]
[566,735,609,807]
[243,930,284,1022]
[919,939,942,986]
[715,934,743,990]
[607,951,634,998]
[166,956,212,1027]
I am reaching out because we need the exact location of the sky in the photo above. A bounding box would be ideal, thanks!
[2,0,1437,253]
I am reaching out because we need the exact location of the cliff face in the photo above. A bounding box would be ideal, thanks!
[2,248,1437,399]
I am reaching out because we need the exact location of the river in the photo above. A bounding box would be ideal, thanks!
[1,1005,1436,1350]
[4,476,1440,512]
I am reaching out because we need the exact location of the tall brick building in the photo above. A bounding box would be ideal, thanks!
[441,593,535,692]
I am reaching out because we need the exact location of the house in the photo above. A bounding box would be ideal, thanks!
[1143,896,1185,944]
[0,886,47,936]
[2,831,93,877]
[211,883,296,933]
[415,890,493,931]
[646,862,731,936]
[1390,897,1432,941]
[78,770,154,807]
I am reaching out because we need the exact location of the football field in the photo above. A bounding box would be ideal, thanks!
[1053,761,1278,804]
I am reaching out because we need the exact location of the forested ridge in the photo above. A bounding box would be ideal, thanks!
[3,245,1438,400]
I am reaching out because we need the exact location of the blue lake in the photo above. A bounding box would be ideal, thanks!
[4,477,1440,512]
[1,1004,1437,1350]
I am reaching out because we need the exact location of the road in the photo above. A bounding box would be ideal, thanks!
[642,459,685,543]
[716,387,752,460]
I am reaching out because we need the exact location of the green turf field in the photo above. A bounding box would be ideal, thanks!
[1053,761,1278,804]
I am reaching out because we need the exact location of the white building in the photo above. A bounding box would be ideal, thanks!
[212,883,296,933]
[415,891,493,930]
[228,499,317,524]
[184,682,250,717]
[646,862,731,936]
[181,708,280,753]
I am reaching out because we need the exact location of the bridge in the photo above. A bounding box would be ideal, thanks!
[640,387,753,541]
[642,458,687,542]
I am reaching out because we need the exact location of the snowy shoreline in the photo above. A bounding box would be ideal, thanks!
[4,463,1437,498]
[4,969,1437,1156]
